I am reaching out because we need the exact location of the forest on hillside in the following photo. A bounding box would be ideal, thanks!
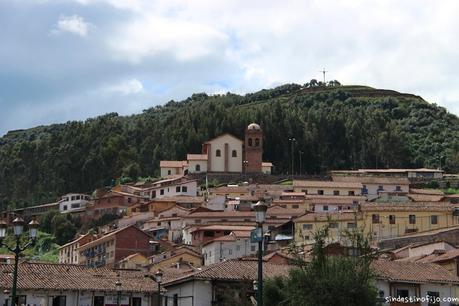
[1,83,458,209]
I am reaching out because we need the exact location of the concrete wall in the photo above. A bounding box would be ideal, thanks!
[208,135,242,172]
[188,160,207,174]
[202,238,258,265]
[164,280,212,306]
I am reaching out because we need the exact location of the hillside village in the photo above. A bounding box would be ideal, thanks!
[1,123,459,305]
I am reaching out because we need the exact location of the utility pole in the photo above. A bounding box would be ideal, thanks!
[299,150,303,175]
[289,138,296,178]
[319,68,327,84]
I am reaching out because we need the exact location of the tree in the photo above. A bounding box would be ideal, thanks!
[264,226,377,306]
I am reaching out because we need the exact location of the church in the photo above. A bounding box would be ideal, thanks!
[160,123,273,177]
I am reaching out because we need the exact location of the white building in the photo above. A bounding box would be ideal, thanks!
[59,193,91,213]
[373,260,459,306]
[332,176,410,196]
[201,231,258,265]
[121,177,198,200]
[0,262,158,306]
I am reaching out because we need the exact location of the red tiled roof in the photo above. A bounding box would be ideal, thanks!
[164,258,292,285]
[418,249,459,264]
[333,176,410,185]
[360,202,457,212]
[190,225,255,233]
[410,188,445,195]
[160,160,187,168]
[187,154,208,161]
[372,260,459,284]
[0,262,158,293]
[407,194,445,202]
[293,180,362,189]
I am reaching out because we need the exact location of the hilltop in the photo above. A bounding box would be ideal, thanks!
[0,83,458,208]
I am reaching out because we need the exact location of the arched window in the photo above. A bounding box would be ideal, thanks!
[216,149,221,157]
[195,164,201,172]
[232,150,237,157]
[248,138,253,146]
[255,138,260,146]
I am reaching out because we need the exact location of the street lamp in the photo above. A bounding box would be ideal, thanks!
[115,276,122,306]
[253,201,267,306]
[243,160,249,174]
[288,138,296,178]
[0,217,39,306]
[154,270,163,306]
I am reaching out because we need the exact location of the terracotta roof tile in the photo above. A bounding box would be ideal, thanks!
[164,259,292,285]
[372,260,459,284]
[160,160,187,168]
[0,262,158,293]
[410,188,445,195]
[187,154,208,161]
[293,180,362,189]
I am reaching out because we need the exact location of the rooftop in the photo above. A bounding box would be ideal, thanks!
[160,160,188,168]
[293,180,362,189]
[0,262,158,293]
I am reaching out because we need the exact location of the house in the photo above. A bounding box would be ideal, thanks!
[292,180,362,196]
[306,195,365,212]
[148,245,203,272]
[0,262,159,306]
[185,225,255,248]
[123,177,198,200]
[90,190,145,217]
[201,230,257,265]
[294,211,362,246]
[1,202,59,220]
[59,193,91,214]
[117,253,148,270]
[373,260,459,306]
[331,168,444,179]
[160,123,273,174]
[390,241,457,260]
[332,176,410,196]
[59,233,97,264]
[143,216,183,243]
[163,258,292,306]
[160,160,188,177]
[360,202,459,241]
[77,225,164,268]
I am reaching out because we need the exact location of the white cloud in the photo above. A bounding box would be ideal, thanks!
[103,78,144,95]
[52,14,93,37]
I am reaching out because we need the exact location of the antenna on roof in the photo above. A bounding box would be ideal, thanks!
[319,68,328,83]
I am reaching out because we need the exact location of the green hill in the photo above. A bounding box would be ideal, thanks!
[1,83,458,208]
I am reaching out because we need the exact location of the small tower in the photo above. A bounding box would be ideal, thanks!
[244,123,263,173]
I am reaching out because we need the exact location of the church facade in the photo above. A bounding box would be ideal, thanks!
[160,123,273,177]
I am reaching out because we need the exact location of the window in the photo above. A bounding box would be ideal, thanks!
[228,249,232,255]
[409,215,416,224]
[204,231,215,237]
[15,296,26,306]
[232,150,237,157]
[250,245,256,252]
[292,204,299,209]
[431,215,438,225]
[195,219,201,224]
[128,197,132,203]
[195,164,201,172]
[248,138,253,146]
[372,214,380,224]
[216,149,221,157]
[396,289,409,298]
[132,297,142,306]
[302,189,308,194]
[255,138,260,146]
[427,291,440,306]
[182,186,188,192]
[160,189,164,195]
[173,294,178,306]
[318,190,324,195]
[329,222,338,229]
[333,190,339,196]
[63,205,68,211]
[377,185,384,191]
[303,224,313,230]
[348,191,355,196]
[176,186,181,193]
[347,222,356,229]
[236,245,240,251]
[71,203,80,209]
[168,169,172,175]
[323,205,329,211]
[395,185,402,191]
[389,215,396,224]
[52,296,66,306]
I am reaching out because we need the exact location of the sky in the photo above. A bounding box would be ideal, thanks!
[1,0,459,136]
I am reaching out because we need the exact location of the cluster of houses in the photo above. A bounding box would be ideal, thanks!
[2,124,459,306]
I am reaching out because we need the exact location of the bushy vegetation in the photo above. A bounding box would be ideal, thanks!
[264,227,377,306]
[0,83,458,209]
[0,231,60,262]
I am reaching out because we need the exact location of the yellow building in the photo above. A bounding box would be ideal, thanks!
[118,253,148,269]
[360,202,459,241]
[294,211,363,246]
[293,180,362,196]
[294,202,459,246]
[148,246,203,272]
